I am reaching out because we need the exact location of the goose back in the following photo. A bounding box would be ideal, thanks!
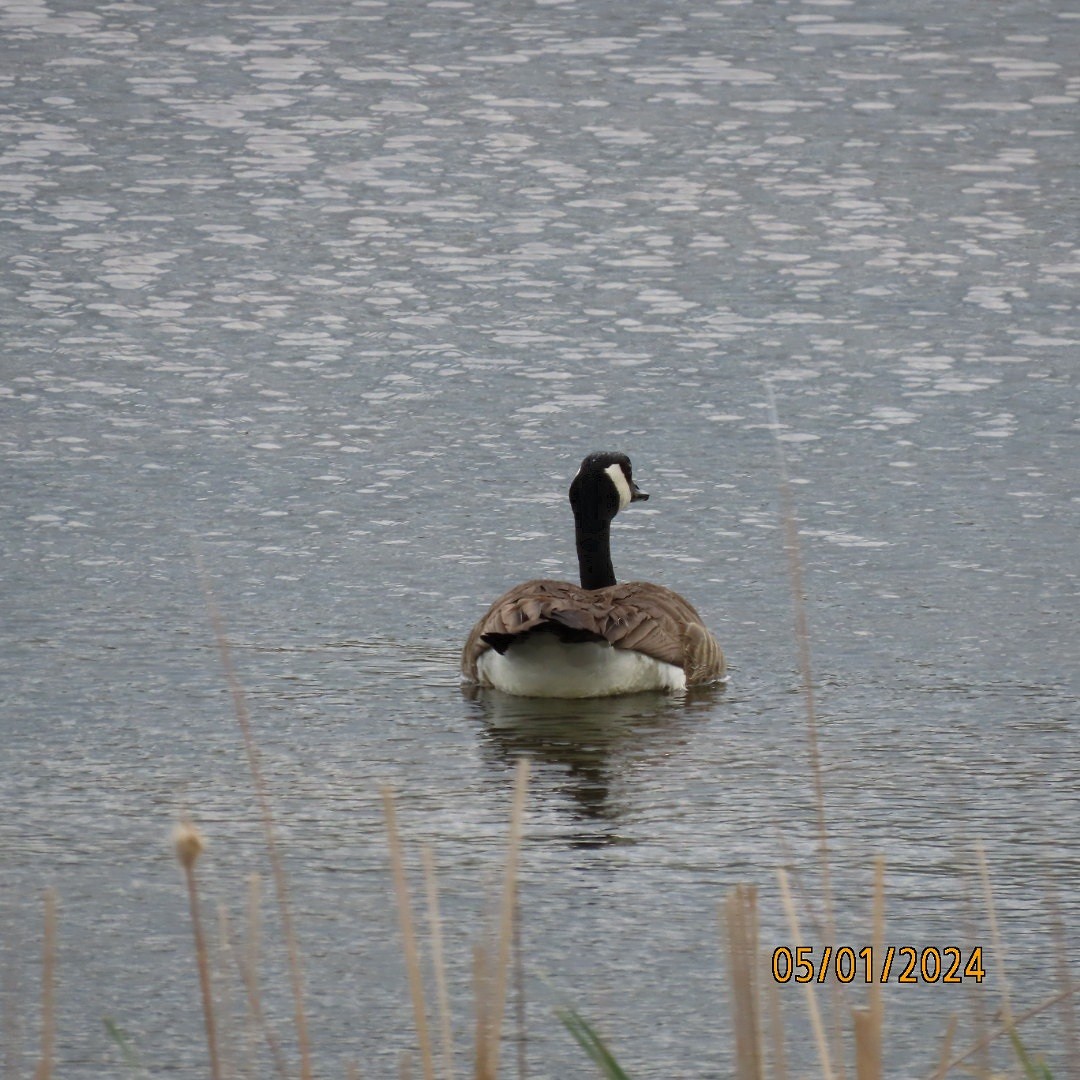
[461,578,725,687]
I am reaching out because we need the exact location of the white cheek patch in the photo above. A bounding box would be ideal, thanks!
[605,462,632,511]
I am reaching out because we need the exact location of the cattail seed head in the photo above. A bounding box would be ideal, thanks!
[173,820,206,870]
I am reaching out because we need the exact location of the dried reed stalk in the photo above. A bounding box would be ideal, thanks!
[776,867,834,1080]
[927,983,1077,1079]
[932,841,1076,1078]
[420,845,455,1080]
[472,939,496,1079]
[932,1015,958,1077]
[32,887,57,1080]
[960,864,991,1079]
[483,759,530,1079]
[513,882,527,1080]
[196,553,313,1080]
[382,787,435,1080]
[766,968,788,1080]
[216,903,236,1080]
[3,958,20,1080]
[851,856,885,1080]
[851,1012,875,1080]
[236,873,290,1080]
[174,821,222,1080]
[724,883,763,1080]
[765,380,843,1078]
[975,843,1013,1029]
[240,874,260,1080]
[1047,890,1079,1080]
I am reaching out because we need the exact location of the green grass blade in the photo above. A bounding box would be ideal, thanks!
[1008,1028,1053,1080]
[103,1017,149,1075]
[555,1004,633,1080]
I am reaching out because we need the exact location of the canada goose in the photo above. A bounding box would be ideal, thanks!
[461,452,725,698]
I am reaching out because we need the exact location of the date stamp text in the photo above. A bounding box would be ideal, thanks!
[771,946,986,984]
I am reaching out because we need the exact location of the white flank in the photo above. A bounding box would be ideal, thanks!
[475,635,685,698]
[605,462,632,511]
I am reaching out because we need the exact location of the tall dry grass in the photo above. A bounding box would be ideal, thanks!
[197,553,313,1080]
[30,887,57,1080]
[7,500,1073,1079]
[173,820,220,1080]
[711,385,1075,1080]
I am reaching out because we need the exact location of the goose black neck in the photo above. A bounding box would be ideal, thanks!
[574,517,616,590]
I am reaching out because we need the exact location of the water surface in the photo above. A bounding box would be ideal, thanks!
[2,0,1077,1076]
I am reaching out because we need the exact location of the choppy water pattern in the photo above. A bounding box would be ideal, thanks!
[1,0,1077,1075]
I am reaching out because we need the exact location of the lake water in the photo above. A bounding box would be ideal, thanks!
[2,0,1077,1075]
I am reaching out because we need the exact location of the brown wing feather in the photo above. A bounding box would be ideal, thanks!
[461,579,725,686]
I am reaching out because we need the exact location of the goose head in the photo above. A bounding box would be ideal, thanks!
[569,451,649,523]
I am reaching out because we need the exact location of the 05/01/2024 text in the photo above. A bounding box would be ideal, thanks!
[771,945,986,985]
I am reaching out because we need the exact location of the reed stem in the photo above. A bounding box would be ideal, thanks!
[235,874,290,1080]
[420,845,455,1080]
[765,380,843,1077]
[174,822,222,1080]
[928,984,1076,1078]
[1047,889,1079,1080]
[195,552,313,1080]
[32,887,57,1080]
[485,759,530,1078]
[776,867,834,1080]
[724,883,763,1080]
[382,787,435,1080]
[851,856,885,1080]
[975,843,1013,1029]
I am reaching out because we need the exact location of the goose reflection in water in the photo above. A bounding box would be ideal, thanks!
[463,684,724,843]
